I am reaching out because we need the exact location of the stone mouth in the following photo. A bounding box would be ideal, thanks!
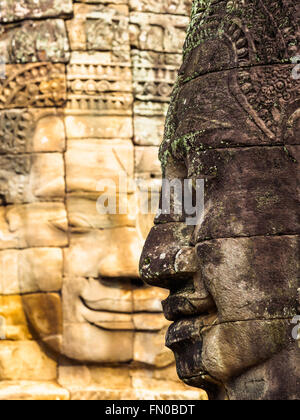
[166,314,217,349]
[162,292,217,321]
[80,296,168,332]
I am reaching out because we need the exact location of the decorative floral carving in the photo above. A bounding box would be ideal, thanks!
[0,63,66,109]
[238,65,300,137]
[0,110,33,154]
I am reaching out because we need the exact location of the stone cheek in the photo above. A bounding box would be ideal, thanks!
[0,248,63,295]
[201,319,292,383]
[197,236,300,322]
[0,153,65,204]
[188,146,300,241]
[0,203,68,249]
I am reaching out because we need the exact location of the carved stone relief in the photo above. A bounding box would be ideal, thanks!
[0,0,206,401]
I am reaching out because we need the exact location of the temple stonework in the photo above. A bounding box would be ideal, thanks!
[0,0,208,400]
[140,0,300,401]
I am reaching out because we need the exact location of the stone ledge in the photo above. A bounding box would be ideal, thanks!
[0,381,69,401]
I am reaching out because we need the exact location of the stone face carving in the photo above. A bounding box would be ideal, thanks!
[0,0,208,401]
[140,0,300,401]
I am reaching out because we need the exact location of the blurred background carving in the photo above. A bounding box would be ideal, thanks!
[0,0,207,400]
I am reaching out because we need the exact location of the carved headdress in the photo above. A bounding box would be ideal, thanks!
[163,0,300,156]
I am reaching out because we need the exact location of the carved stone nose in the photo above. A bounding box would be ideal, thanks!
[139,223,197,289]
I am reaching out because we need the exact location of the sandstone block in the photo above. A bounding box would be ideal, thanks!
[187,146,300,241]
[0,20,69,63]
[0,109,65,154]
[62,323,133,363]
[0,381,69,400]
[68,52,132,99]
[132,50,181,102]
[64,115,133,139]
[169,65,300,148]
[201,319,292,383]
[134,328,174,367]
[64,228,143,278]
[197,236,300,322]
[0,341,57,380]
[58,363,206,400]
[66,139,134,194]
[129,0,191,15]
[134,115,166,146]
[140,223,195,288]
[22,293,62,339]
[130,13,189,53]
[133,313,170,331]
[0,203,68,249]
[135,146,161,176]
[67,387,205,400]
[0,153,65,204]
[67,194,136,231]
[0,63,66,109]
[133,287,168,313]
[62,277,133,324]
[67,4,130,60]
[0,0,73,22]
[0,248,63,295]
[181,3,297,79]
[0,295,32,340]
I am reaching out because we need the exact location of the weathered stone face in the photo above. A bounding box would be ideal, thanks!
[0,0,209,401]
[140,0,300,400]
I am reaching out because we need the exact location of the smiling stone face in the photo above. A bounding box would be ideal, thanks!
[60,276,171,364]
[140,0,300,400]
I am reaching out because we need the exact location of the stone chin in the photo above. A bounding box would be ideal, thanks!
[61,324,134,363]
[165,313,292,400]
[165,318,223,399]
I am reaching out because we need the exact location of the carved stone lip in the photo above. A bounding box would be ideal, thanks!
[166,314,216,348]
[81,296,163,314]
[80,296,167,332]
[162,293,217,321]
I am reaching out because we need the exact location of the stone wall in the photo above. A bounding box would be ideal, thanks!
[0,0,207,400]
